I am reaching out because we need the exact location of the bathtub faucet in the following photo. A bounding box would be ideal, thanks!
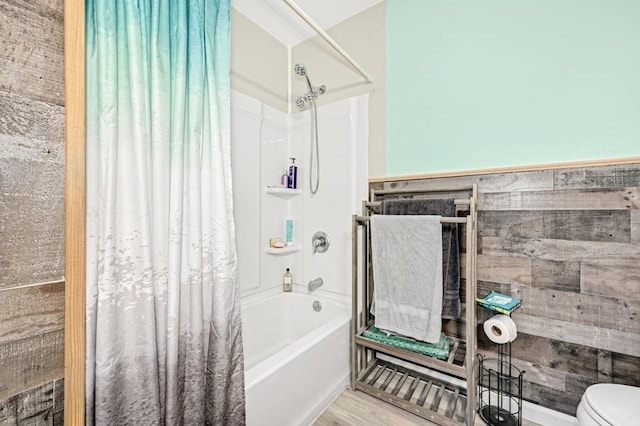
[308,277,323,292]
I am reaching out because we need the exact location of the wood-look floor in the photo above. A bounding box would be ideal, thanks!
[314,388,430,425]
[314,388,542,426]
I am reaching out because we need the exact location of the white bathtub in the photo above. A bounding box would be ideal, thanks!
[241,290,351,426]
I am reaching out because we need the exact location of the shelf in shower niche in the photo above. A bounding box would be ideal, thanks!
[264,244,301,255]
[265,187,301,198]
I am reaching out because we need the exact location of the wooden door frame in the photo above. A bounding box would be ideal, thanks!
[64,0,85,424]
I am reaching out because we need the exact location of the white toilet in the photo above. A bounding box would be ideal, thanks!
[576,383,640,425]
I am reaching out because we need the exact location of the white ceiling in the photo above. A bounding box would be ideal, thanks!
[232,0,384,47]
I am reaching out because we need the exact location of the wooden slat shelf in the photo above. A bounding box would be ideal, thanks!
[354,333,467,380]
[355,359,468,426]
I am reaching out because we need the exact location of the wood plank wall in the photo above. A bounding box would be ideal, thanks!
[372,162,640,415]
[0,0,65,423]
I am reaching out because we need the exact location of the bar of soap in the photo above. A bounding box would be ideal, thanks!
[270,238,285,248]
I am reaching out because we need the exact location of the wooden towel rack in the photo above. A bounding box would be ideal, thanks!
[351,183,478,426]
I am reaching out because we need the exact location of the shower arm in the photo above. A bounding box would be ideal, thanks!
[283,0,374,84]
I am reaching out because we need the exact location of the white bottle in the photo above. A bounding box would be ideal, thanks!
[283,268,293,292]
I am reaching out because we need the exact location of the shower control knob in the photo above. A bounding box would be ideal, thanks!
[312,231,329,254]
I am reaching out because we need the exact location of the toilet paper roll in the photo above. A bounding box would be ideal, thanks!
[502,315,517,341]
[483,314,518,344]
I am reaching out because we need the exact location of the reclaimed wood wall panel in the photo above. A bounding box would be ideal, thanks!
[514,312,640,357]
[612,353,640,386]
[524,380,586,416]
[554,164,640,189]
[377,162,640,415]
[0,330,64,401]
[1,0,65,422]
[479,210,630,242]
[631,210,640,244]
[581,263,640,300]
[597,350,612,382]
[375,169,555,193]
[0,2,64,105]
[0,92,65,148]
[0,192,65,287]
[0,281,64,344]
[530,259,581,292]
[480,187,639,211]
[0,79,65,289]
[52,378,64,426]
[511,283,639,333]
[483,237,640,264]
[477,346,568,391]
[0,378,64,425]
[477,254,531,286]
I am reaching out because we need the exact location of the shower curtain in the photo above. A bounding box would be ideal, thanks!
[85,1,245,424]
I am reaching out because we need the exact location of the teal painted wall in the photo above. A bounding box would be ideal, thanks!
[386,0,640,176]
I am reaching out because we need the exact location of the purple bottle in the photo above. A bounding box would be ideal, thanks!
[288,157,298,189]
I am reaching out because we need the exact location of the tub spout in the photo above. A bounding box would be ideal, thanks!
[308,278,323,292]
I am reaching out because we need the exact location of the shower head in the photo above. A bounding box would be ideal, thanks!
[294,63,326,110]
[294,63,306,77]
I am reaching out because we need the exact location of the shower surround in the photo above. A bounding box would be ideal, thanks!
[231,90,368,422]
[231,90,368,297]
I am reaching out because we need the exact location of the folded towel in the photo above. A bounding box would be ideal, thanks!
[371,215,443,343]
[382,198,461,319]
[363,327,450,360]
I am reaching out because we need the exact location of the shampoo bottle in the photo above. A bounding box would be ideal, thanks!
[285,219,294,246]
[288,157,298,189]
[283,268,293,292]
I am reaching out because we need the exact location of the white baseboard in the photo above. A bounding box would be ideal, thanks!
[522,400,578,426]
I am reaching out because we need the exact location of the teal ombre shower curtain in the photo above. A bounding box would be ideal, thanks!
[85,1,245,424]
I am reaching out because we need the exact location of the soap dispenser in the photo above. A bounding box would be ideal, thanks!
[287,158,298,189]
[283,268,293,292]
